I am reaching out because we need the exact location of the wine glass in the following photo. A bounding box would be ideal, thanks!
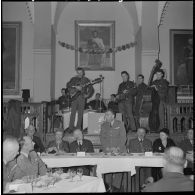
[77,168,83,181]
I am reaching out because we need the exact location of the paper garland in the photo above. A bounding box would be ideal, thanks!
[58,40,137,54]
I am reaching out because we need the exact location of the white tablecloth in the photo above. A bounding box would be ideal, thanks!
[33,174,106,193]
[41,153,164,178]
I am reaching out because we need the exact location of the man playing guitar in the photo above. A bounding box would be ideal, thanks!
[66,67,94,133]
[116,71,137,133]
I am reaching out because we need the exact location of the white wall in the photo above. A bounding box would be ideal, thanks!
[159,1,193,84]
[55,2,136,100]
[3,2,34,100]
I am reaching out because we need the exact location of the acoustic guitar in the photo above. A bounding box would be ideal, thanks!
[68,76,104,102]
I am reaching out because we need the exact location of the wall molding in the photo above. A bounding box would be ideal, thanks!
[33,49,51,55]
[142,50,158,56]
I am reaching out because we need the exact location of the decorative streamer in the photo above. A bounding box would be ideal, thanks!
[58,40,136,54]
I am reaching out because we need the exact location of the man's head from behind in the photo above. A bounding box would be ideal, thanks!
[137,127,147,140]
[73,129,83,141]
[25,124,35,138]
[3,137,19,163]
[19,136,35,154]
[163,146,187,174]
[104,109,116,123]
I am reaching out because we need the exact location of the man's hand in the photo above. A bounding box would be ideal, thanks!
[47,147,57,152]
[123,89,128,94]
[75,86,82,91]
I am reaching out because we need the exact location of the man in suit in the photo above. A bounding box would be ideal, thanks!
[143,146,193,192]
[86,93,107,112]
[25,124,45,153]
[47,128,69,154]
[3,136,19,192]
[10,136,47,181]
[126,127,152,191]
[69,129,94,175]
[116,71,137,133]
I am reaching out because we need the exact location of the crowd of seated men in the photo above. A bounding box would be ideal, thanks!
[3,109,194,192]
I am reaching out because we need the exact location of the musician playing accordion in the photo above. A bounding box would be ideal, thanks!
[66,67,94,132]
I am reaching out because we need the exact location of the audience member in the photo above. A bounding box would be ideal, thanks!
[25,124,45,153]
[126,127,152,190]
[100,109,127,191]
[86,93,107,112]
[3,137,19,191]
[152,128,176,181]
[143,146,193,192]
[69,128,94,175]
[57,88,70,111]
[10,136,47,181]
[107,94,119,113]
[47,128,69,154]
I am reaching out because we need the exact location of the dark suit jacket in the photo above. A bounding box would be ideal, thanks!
[127,137,152,153]
[33,135,45,153]
[143,172,193,192]
[69,139,94,153]
[47,140,69,153]
[152,138,175,153]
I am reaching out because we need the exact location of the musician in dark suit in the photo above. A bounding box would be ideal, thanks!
[69,129,94,175]
[126,127,152,190]
[134,74,148,128]
[116,71,137,132]
[56,88,70,111]
[66,67,94,132]
[151,69,169,131]
[47,128,69,153]
[86,93,107,112]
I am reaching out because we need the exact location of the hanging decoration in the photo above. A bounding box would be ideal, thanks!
[58,40,137,54]
[159,1,169,27]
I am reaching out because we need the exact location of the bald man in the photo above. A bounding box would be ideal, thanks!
[3,137,19,191]
[25,125,45,153]
[143,147,193,192]
[11,136,47,181]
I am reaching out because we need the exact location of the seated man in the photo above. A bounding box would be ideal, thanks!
[25,124,45,153]
[10,136,47,181]
[179,129,194,175]
[86,93,107,112]
[69,128,94,175]
[47,128,69,154]
[100,109,126,191]
[126,127,152,191]
[143,146,193,192]
[56,88,70,111]
[107,94,119,114]
[3,136,20,192]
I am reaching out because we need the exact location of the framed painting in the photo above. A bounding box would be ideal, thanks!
[170,29,193,85]
[75,20,115,70]
[3,22,22,95]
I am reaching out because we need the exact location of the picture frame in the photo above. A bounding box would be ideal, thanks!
[170,29,193,85]
[3,22,22,95]
[75,20,115,71]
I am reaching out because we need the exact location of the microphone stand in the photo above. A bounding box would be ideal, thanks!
[99,75,103,113]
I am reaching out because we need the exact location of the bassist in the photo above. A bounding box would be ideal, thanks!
[116,71,137,133]
[66,67,94,132]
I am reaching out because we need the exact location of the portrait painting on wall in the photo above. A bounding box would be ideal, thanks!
[3,22,21,95]
[75,20,115,71]
[170,29,193,85]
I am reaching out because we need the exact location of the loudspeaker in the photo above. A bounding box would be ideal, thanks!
[22,89,30,102]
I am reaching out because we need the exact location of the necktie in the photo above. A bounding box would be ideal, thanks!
[78,141,82,151]
[139,139,144,153]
